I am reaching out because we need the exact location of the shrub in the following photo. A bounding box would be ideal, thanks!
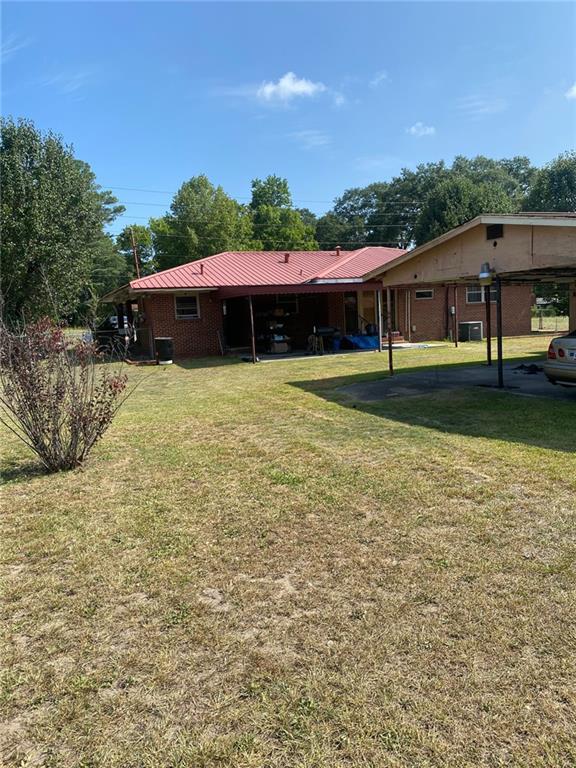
[0,318,130,472]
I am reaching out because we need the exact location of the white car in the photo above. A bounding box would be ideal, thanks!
[544,331,576,387]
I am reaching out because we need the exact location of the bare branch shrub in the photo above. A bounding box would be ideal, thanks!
[0,317,130,472]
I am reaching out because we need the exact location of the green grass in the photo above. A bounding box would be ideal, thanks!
[1,335,575,767]
[531,314,569,332]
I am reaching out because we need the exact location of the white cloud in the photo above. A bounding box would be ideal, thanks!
[456,94,507,118]
[370,71,389,88]
[1,33,31,62]
[565,82,576,100]
[256,72,326,103]
[289,129,331,150]
[41,71,91,94]
[406,121,436,137]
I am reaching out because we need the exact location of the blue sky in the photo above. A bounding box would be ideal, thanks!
[2,1,575,235]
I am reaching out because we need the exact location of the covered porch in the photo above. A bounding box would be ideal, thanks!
[218,283,391,360]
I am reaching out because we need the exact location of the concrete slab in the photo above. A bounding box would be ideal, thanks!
[340,360,576,403]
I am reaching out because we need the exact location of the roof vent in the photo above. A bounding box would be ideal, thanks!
[335,245,341,257]
[199,263,204,275]
[284,252,290,263]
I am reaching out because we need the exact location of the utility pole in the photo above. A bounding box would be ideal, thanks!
[130,227,141,279]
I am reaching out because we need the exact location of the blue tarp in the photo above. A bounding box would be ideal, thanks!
[342,335,379,350]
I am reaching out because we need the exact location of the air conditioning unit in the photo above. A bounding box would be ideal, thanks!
[458,321,483,342]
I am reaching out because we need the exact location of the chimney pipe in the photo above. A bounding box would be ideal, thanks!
[200,263,204,275]
[284,252,290,263]
[336,245,341,257]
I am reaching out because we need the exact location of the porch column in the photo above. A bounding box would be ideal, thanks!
[125,300,135,343]
[376,288,383,352]
[453,286,459,348]
[386,286,394,375]
[496,276,504,388]
[405,288,412,343]
[126,300,134,326]
[248,294,257,364]
[484,284,492,366]
[569,283,576,331]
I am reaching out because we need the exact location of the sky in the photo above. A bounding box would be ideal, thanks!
[2,1,576,236]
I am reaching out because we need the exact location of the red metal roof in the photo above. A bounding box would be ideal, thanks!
[129,247,406,292]
[314,247,407,280]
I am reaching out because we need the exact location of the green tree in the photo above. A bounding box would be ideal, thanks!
[315,212,351,250]
[150,175,257,271]
[250,175,292,209]
[0,117,123,322]
[249,175,317,250]
[296,207,317,230]
[116,224,156,277]
[366,163,450,248]
[523,152,576,212]
[414,176,515,245]
[451,155,534,205]
[252,206,318,250]
[323,156,536,250]
[74,235,131,324]
[322,183,390,249]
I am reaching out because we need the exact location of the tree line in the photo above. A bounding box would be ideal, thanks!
[1,116,575,324]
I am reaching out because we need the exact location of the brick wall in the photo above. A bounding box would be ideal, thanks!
[142,292,223,358]
[395,284,533,342]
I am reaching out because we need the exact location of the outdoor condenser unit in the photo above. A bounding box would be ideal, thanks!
[458,321,483,342]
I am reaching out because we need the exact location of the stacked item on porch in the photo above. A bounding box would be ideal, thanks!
[266,319,290,354]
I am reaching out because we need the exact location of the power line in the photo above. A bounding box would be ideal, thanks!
[102,184,423,206]
[111,212,417,228]
[115,200,421,216]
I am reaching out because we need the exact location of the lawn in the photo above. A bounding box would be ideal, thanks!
[531,315,569,333]
[1,335,575,767]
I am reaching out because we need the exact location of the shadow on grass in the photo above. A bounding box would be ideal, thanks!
[173,356,245,371]
[1,459,48,485]
[291,353,576,454]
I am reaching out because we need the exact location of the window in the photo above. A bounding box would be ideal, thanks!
[486,224,504,240]
[466,285,497,304]
[175,295,200,319]
[415,289,434,300]
[277,294,299,314]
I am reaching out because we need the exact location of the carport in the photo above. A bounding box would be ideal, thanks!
[370,214,576,387]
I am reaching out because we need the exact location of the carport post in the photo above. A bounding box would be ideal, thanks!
[453,285,459,347]
[376,288,383,352]
[248,294,257,364]
[386,286,394,375]
[496,276,504,388]
[484,284,492,366]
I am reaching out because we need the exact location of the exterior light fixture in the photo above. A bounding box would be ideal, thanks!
[479,262,494,286]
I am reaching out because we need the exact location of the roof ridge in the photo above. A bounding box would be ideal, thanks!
[310,247,368,280]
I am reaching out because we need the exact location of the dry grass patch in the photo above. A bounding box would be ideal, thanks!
[1,336,575,767]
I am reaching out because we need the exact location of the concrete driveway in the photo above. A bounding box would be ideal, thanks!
[340,359,576,402]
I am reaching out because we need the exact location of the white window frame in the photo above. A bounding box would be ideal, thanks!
[175,294,201,319]
[414,289,434,300]
[466,285,497,304]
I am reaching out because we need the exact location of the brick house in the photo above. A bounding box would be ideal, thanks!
[103,244,533,359]
[391,283,532,343]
